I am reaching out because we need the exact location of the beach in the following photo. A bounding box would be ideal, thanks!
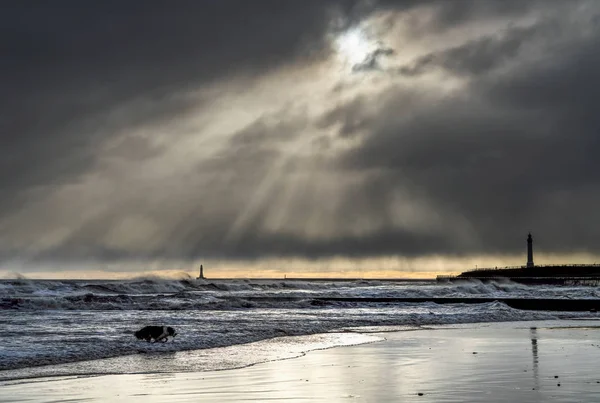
[3,320,600,402]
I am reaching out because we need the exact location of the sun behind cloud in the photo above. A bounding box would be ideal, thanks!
[335,28,373,66]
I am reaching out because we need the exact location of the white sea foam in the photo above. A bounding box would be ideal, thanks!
[0,278,598,379]
[2,279,599,311]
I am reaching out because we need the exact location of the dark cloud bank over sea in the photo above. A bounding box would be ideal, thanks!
[2,0,600,271]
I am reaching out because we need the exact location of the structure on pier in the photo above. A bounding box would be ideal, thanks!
[527,233,534,268]
[436,233,600,285]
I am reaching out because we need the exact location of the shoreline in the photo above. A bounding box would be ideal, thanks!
[2,313,598,381]
[0,331,385,382]
[3,320,600,402]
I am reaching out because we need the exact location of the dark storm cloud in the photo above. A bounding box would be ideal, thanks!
[338,5,600,256]
[378,0,563,34]
[3,0,600,266]
[352,46,395,72]
[1,0,364,203]
[397,23,546,77]
[1,0,382,266]
[318,95,375,137]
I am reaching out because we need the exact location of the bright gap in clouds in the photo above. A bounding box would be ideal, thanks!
[336,28,373,65]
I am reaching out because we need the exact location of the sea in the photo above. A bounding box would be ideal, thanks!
[1,277,599,381]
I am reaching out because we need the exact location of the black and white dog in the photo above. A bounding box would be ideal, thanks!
[135,326,177,342]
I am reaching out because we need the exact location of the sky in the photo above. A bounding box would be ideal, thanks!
[3,0,600,278]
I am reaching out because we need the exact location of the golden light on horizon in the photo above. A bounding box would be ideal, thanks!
[6,252,600,280]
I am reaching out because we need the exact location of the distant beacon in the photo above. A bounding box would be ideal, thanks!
[526,233,534,268]
[197,264,205,279]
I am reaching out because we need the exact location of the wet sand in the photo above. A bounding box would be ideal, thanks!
[2,320,600,402]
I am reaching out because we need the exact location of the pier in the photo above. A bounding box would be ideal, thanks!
[436,234,600,285]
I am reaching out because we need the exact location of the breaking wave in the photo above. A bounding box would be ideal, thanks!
[2,278,600,311]
[1,278,599,380]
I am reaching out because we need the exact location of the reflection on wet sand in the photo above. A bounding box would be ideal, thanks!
[531,327,539,390]
[3,321,600,403]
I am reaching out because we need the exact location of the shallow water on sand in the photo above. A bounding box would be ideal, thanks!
[2,320,600,402]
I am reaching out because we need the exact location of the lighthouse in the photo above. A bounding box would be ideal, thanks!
[197,264,205,279]
[526,233,534,268]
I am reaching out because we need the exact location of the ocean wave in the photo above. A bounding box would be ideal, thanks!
[2,278,600,311]
[2,276,599,380]
[0,300,565,378]
[0,278,344,298]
